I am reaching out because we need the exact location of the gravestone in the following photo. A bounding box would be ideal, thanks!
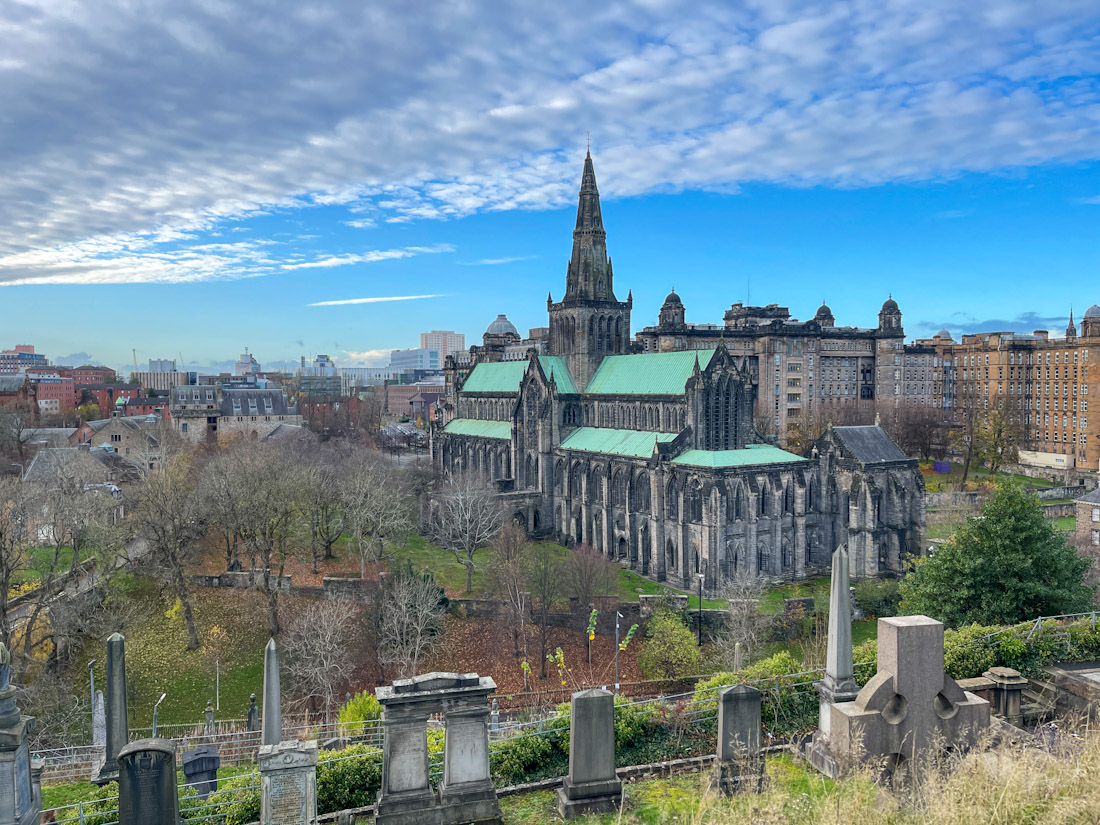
[118,739,178,825]
[829,616,990,779]
[247,693,260,732]
[806,545,861,777]
[258,739,318,825]
[375,672,501,825]
[556,688,622,819]
[0,644,39,825]
[94,632,128,785]
[262,639,282,746]
[204,700,215,735]
[713,685,764,795]
[182,746,221,798]
[92,690,105,748]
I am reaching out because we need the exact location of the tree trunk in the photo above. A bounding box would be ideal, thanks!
[177,584,200,650]
[465,553,474,594]
[267,588,280,635]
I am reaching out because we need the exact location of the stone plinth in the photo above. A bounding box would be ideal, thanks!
[375,672,501,825]
[182,746,221,798]
[713,685,764,795]
[830,616,989,779]
[258,740,318,825]
[984,667,1028,726]
[118,739,178,825]
[556,689,622,819]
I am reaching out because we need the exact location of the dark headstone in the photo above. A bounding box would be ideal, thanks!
[182,746,220,799]
[118,739,178,825]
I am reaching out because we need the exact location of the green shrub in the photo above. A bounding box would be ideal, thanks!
[853,638,877,682]
[316,745,382,814]
[943,623,1000,679]
[636,610,703,680]
[853,579,901,618]
[613,694,656,749]
[201,771,260,825]
[337,690,382,731]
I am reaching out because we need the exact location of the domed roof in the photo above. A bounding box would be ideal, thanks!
[663,289,682,306]
[881,296,900,312]
[934,328,952,339]
[815,302,833,317]
[485,314,519,336]
[1085,304,1100,318]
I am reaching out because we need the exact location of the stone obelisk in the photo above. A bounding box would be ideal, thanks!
[94,632,128,785]
[261,638,281,747]
[806,545,860,776]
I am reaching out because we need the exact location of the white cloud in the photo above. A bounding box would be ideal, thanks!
[2,0,1100,284]
[283,244,453,271]
[460,256,533,266]
[308,294,444,307]
[342,349,398,365]
[343,218,377,229]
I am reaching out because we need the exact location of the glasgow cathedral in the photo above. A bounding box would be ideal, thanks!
[432,152,924,590]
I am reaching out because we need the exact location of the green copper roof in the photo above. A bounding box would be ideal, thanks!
[671,444,807,468]
[559,427,677,458]
[442,418,512,439]
[537,356,578,394]
[459,357,578,395]
[459,361,529,394]
[585,350,718,395]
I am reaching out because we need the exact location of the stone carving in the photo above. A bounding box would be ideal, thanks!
[375,672,501,825]
[829,616,990,780]
[557,688,622,819]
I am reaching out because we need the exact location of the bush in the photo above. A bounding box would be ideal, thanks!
[200,771,260,825]
[853,638,877,682]
[692,650,815,737]
[316,745,382,814]
[853,579,901,619]
[942,623,1000,679]
[337,690,382,733]
[637,609,703,680]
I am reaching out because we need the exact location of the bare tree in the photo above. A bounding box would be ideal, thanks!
[485,525,530,657]
[282,601,357,717]
[343,452,414,577]
[0,403,37,463]
[376,562,446,679]
[561,543,618,611]
[710,571,768,670]
[429,475,505,594]
[526,543,562,679]
[295,450,346,572]
[976,405,1023,477]
[131,454,206,649]
[885,403,949,461]
[197,451,246,572]
[0,476,31,651]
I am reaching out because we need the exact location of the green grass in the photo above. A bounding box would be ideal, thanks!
[43,764,258,810]
[1054,516,1076,531]
[921,462,1058,493]
[758,578,830,615]
[15,545,95,585]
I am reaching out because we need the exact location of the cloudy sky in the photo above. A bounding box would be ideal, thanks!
[2,0,1099,373]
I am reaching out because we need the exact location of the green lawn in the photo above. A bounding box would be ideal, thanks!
[758,578,830,615]
[921,462,1058,493]
[15,545,96,585]
[1054,516,1076,531]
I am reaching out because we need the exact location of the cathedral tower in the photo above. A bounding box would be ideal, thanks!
[548,151,632,389]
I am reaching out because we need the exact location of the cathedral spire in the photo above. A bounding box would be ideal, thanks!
[1067,307,1077,340]
[564,151,612,301]
[574,150,605,234]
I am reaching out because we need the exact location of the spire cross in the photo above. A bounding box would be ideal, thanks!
[586,131,591,152]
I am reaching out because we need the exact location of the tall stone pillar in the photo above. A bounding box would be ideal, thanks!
[0,645,38,825]
[94,632,127,785]
[262,638,282,747]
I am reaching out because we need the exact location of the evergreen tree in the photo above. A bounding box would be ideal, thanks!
[900,483,1094,627]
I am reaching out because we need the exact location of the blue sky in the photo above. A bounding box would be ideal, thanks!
[1,1,1098,374]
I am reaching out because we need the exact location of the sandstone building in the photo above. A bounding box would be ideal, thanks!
[434,153,924,589]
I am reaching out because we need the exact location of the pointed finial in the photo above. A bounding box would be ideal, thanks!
[586,130,591,154]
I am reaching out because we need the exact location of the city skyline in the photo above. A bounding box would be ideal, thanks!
[2,1,1099,370]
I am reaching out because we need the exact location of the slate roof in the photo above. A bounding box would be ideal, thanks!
[584,350,717,396]
[1077,488,1100,505]
[0,376,27,393]
[559,427,678,458]
[19,428,77,448]
[264,423,307,442]
[23,446,143,484]
[219,389,298,416]
[831,426,908,464]
[671,445,807,468]
[459,357,578,395]
[442,419,512,439]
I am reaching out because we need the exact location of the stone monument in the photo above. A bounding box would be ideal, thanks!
[262,639,282,747]
[0,644,39,825]
[118,739,178,825]
[557,688,622,819]
[375,672,501,825]
[91,689,106,774]
[182,746,221,798]
[829,616,990,780]
[247,693,260,732]
[204,700,215,735]
[94,632,128,785]
[713,684,764,795]
[258,739,318,825]
[806,545,861,777]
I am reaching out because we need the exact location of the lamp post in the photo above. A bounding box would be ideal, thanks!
[695,573,705,647]
[88,659,97,724]
[614,612,622,695]
[152,693,167,738]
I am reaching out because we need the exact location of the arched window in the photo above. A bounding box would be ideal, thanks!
[783,482,794,515]
[666,479,678,518]
[758,485,768,517]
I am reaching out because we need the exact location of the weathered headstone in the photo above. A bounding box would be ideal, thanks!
[556,688,622,819]
[258,739,318,825]
[0,644,39,825]
[375,672,501,825]
[829,616,990,780]
[182,746,221,799]
[262,638,282,747]
[92,690,105,747]
[118,739,178,825]
[806,545,861,777]
[94,632,128,785]
[713,685,764,795]
[247,693,260,733]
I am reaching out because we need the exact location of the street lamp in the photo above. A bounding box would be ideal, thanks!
[614,612,623,695]
[695,573,705,647]
[87,660,97,725]
[152,693,167,738]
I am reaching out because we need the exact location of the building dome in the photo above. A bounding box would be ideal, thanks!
[1085,304,1100,318]
[663,290,682,306]
[485,314,519,336]
[881,297,900,313]
[815,302,833,318]
[934,328,952,339]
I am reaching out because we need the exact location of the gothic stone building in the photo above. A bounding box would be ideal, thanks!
[433,152,924,590]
